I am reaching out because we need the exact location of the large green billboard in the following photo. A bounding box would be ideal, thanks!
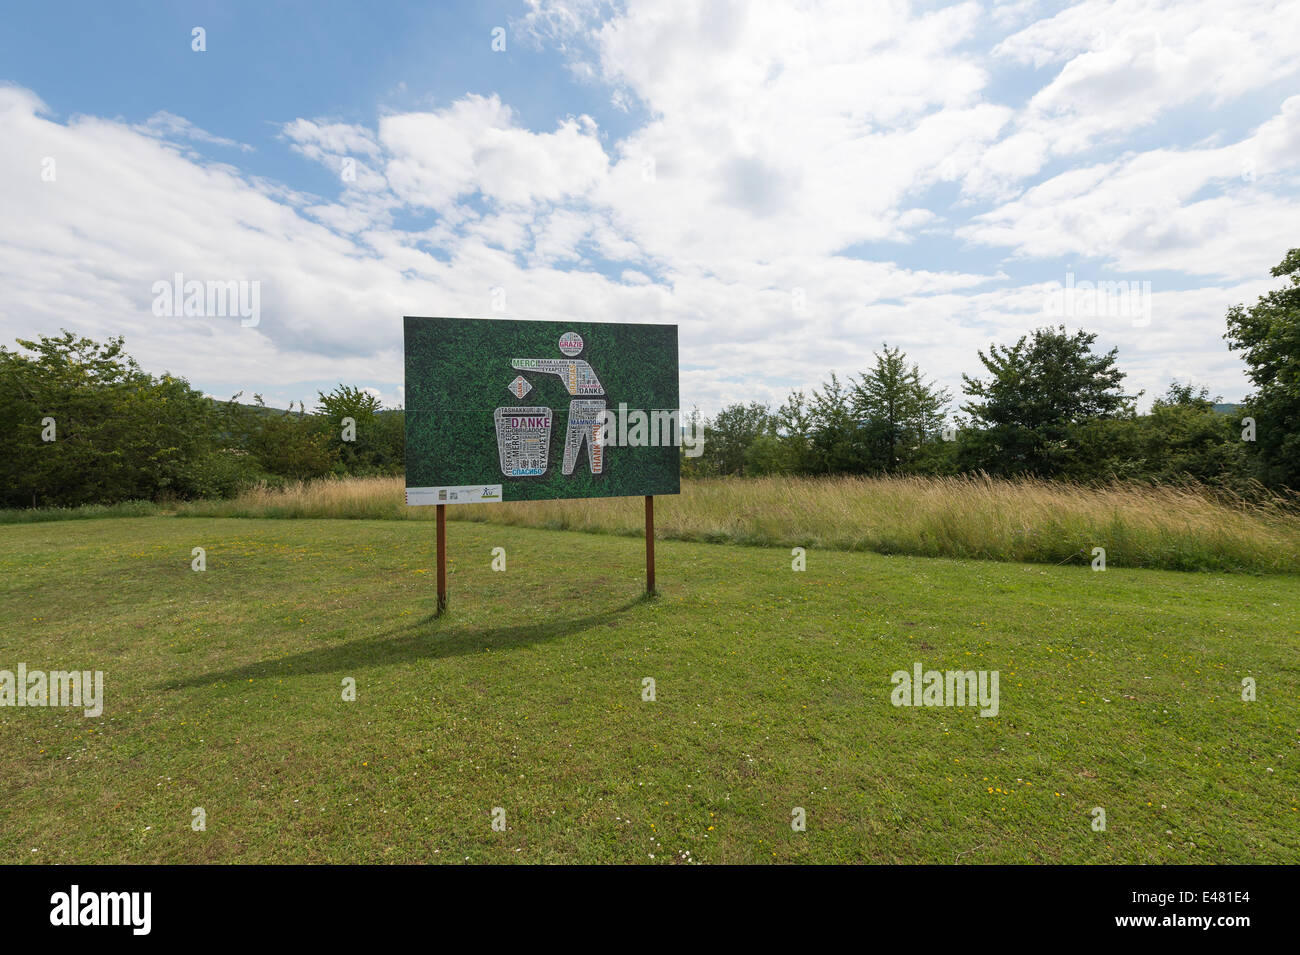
[404,316,681,504]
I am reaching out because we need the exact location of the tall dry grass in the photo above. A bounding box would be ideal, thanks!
[173,473,1300,573]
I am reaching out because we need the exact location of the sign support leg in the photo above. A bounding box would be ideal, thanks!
[436,503,448,614]
[645,494,656,596]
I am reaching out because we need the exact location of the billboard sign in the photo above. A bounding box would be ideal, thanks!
[404,316,681,505]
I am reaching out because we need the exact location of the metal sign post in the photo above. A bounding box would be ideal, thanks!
[436,503,447,614]
[645,495,656,595]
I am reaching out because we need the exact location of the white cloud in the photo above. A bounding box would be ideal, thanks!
[963,0,1300,195]
[138,111,254,153]
[377,95,607,209]
[958,96,1300,278]
[5,0,1297,416]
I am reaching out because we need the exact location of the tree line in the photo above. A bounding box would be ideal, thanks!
[0,332,403,509]
[2,248,1296,508]
[684,248,1300,493]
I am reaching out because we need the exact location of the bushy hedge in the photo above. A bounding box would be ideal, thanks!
[0,332,404,509]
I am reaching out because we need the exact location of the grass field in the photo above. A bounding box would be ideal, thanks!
[2,516,1297,863]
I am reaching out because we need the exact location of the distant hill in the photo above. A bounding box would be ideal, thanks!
[1212,403,1243,415]
[202,397,402,417]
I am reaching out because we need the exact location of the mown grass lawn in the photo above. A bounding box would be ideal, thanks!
[1,516,1296,864]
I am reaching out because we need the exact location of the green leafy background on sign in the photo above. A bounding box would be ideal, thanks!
[404,316,680,501]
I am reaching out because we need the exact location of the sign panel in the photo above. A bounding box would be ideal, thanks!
[404,316,680,504]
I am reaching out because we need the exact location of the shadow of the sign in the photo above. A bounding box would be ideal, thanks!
[159,597,644,691]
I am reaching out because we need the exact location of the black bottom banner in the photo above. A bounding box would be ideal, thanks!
[0,863,1287,941]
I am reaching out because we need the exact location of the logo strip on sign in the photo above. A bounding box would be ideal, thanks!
[405,485,503,505]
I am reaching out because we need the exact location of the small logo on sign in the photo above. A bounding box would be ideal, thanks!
[558,331,583,356]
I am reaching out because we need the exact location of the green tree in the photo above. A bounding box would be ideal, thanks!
[1142,382,1245,487]
[370,408,406,474]
[315,384,401,475]
[1224,248,1300,488]
[1059,382,1246,487]
[0,331,223,507]
[1155,380,1216,413]
[808,373,863,474]
[960,325,1139,477]
[772,390,818,474]
[849,344,950,472]
[704,402,773,476]
[743,433,788,476]
[244,397,338,482]
[679,406,710,478]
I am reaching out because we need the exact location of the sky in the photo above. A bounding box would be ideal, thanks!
[3,0,1299,416]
